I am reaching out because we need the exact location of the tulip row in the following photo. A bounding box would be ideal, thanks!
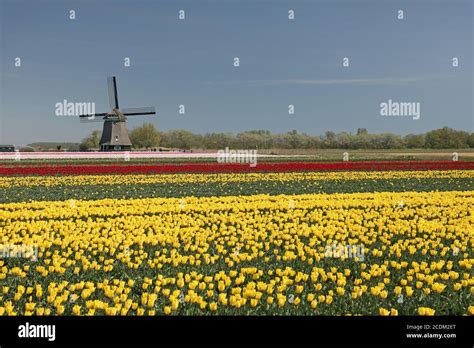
[0,170,472,203]
[0,161,472,176]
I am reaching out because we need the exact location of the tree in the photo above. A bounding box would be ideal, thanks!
[129,123,161,149]
[284,130,308,149]
[468,133,474,148]
[425,127,470,149]
[159,129,200,149]
[322,131,337,148]
[203,133,235,149]
[111,127,473,150]
[90,130,101,148]
[79,130,101,151]
[335,132,354,148]
[404,134,425,148]
[236,130,273,149]
[367,133,403,149]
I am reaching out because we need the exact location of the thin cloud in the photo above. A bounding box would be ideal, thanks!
[204,77,425,86]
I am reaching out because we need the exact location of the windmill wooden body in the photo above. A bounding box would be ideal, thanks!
[79,77,156,151]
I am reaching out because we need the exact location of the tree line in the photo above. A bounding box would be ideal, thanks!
[80,125,474,150]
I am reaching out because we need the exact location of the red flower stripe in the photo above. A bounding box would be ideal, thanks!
[0,161,472,176]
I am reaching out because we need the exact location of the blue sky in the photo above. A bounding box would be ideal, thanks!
[0,0,472,144]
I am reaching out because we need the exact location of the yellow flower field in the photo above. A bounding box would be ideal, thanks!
[0,191,472,315]
[1,169,473,187]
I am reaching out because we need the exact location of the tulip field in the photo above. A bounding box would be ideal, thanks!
[0,160,473,316]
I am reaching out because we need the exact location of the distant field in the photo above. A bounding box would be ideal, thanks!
[0,149,472,164]
[256,148,474,161]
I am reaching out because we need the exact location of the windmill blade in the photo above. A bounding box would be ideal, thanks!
[122,107,156,116]
[79,113,108,123]
[107,76,119,109]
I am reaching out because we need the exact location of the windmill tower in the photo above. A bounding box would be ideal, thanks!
[79,76,156,151]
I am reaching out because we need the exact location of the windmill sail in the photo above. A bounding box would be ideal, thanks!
[79,113,108,123]
[107,76,119,109]
[123,107,156,116]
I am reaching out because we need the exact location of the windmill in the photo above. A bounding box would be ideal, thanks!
[79,76,156,151]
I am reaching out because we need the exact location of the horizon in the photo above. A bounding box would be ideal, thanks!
[15,125,473,146]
